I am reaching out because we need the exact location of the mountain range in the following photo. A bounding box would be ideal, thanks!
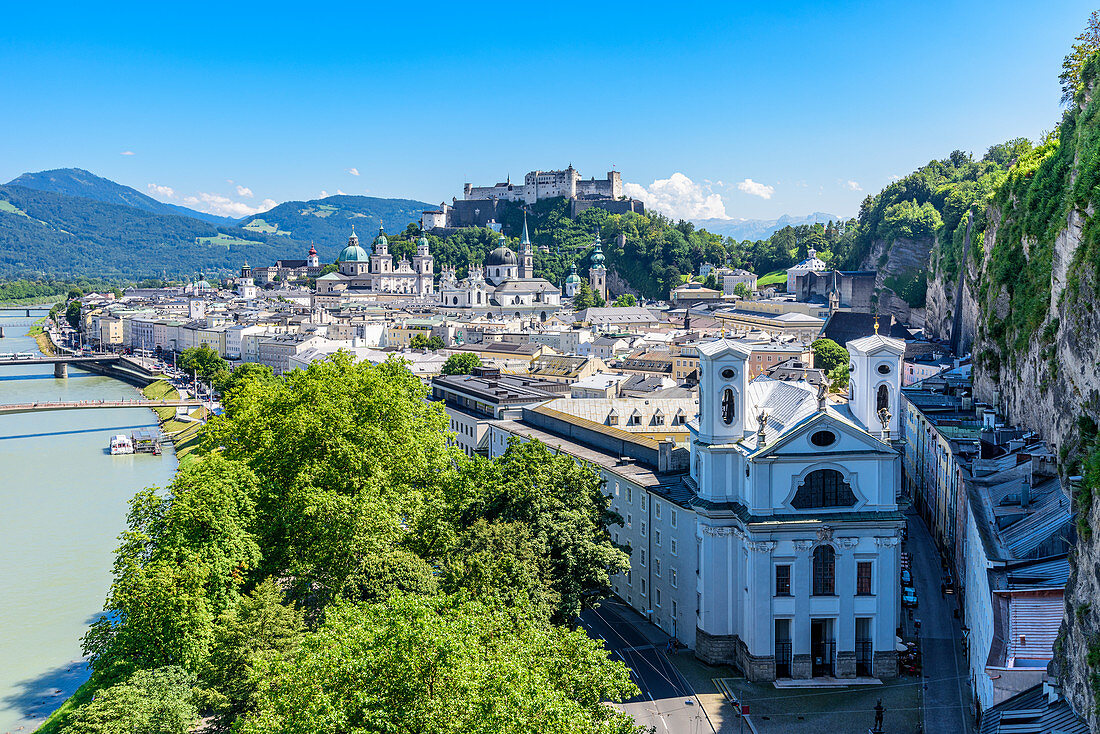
[691,211,842,241]
[7,168,240,226]
[0,169,432,280]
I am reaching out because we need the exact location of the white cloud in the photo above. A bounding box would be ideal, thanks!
[347,167,360,176]
[888,174,901,181]
[146,183,176,199]
[236,185,254,198]
[120,150,135,156]
[736,178,775,199]
[623,172,729,220]
[337,189,347,195]
[182,192,276,218]
[320,190,329,198]
[846,180,863,191]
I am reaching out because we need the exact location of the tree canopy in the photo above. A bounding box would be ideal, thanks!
[66,353,638,732]
[441,352,481,375]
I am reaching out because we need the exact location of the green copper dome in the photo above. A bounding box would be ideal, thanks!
[373,225,388,250]
[338,230,369,262]
[564,263,581,283]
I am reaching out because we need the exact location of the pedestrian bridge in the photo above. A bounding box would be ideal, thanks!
[0,399,206,416]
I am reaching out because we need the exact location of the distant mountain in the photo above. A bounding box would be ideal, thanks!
[0,184,310,279]
[240,195,432,263]
[6,168,239,226]
[692,211,843,241]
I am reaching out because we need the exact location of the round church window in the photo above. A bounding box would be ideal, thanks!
[810,430,837,447]
[721,368,737,380]
[877,364,892,375]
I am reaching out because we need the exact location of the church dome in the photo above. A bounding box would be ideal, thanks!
[487,244,518,267]
[338,230,369,262]
[417,235,429,248]
[373,225,388,250]
[564,263,581,284]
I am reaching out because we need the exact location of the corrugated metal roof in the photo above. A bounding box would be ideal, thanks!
[1006,594,1062,662]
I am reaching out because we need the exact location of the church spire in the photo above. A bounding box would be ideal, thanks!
[521,211,531,246]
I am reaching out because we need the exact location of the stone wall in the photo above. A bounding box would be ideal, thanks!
[858,236,932,327]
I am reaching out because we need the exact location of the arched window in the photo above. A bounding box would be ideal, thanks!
[721,388,735,425]
[877,384,889,412]
[812,545,835,595]
[791,469,856,509]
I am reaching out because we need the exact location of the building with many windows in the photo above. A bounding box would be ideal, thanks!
[487,333,906,681]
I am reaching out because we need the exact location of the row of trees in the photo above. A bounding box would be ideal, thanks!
[64,354,640,733]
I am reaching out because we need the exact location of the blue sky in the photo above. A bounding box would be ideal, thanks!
[0,1,1092,222]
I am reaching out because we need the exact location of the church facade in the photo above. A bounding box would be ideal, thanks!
[486,333,906,681]
[315,227,434,298]
[437,217,562,321]
[687,334,905,680]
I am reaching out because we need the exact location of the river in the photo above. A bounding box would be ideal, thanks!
[0,312,178,731]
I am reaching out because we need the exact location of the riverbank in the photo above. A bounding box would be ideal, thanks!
[0,312,178,732]
[140,379,205,462]
[28,318,56,355]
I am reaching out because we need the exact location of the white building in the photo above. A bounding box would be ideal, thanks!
[437,228,562,322]
[463,166,622,204]
[487,333,906,682]
[786,249,827,292]
[316,228,434,299]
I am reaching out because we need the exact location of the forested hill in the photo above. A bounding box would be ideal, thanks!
[238,195,432,258]
[824,142,1029,325]
[389,196,853,300]
[0,184,309,279]
[7,168,239,226]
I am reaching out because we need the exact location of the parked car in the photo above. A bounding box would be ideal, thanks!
[942,569,955,595]
[901,569,912,587]
[902,587,918,607]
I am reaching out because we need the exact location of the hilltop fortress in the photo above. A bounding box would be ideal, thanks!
[422,165,644,233]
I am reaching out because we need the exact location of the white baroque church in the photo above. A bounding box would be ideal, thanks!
[315,226,434,298]
[437,216,562,321]
[684,333,905,680]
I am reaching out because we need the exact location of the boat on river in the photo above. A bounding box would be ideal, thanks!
[109,434,134,455]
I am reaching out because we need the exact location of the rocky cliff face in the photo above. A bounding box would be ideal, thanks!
[858,236,930,328]
[954,64,1100,727]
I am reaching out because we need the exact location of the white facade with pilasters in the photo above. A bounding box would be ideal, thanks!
[689,338,904,680]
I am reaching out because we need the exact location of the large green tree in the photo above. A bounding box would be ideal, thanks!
[178,344,228,381]
[441,352,482,375]
[239,594,641,734]
[65,667,197,734]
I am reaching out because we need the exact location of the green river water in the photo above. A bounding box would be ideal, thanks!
[0,312,178,731]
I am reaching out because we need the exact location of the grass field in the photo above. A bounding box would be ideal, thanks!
[0,198,31,217]
[243,218,292,236]
[300,203,338,218]
[196,233,256,248]
[756,268,788,288]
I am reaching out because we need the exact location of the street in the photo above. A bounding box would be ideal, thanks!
[904,511,975,734]
[580,601,714,733]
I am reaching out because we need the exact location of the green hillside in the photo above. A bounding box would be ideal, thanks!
[240,195,432,260]
[7,168,239,226]
[0,184,309,279]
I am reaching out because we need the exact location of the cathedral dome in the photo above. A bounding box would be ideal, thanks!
[338,230,369,262]
[487,245,518,267]
[373,226,388,250]
[564,263,581,284]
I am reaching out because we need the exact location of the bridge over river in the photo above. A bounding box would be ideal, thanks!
[0,353,161,382]
[0,398,206,416]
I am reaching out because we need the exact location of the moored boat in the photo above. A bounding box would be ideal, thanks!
[109,434,134,455]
